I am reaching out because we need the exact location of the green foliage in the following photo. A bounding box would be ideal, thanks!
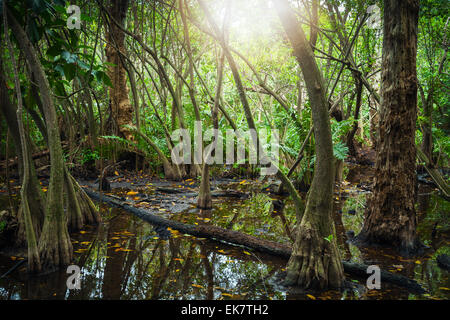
[80,148,100,165]
[0,220,6,233]
[0,0,447,182]
[331,118,355,142]
[333,141,349,161]
[101,135,137,150]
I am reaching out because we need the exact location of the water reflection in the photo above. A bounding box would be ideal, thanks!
[0,205,287,300]
[0,173,448,300]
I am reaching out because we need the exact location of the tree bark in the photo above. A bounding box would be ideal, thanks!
[197,49,225,209]
[3,7,41,273]
[7,7,73,270]
[0,70,45,246]
[346,75,363,157]
[356,0,423,256]
[105,0,134,141]
[418,83,433,164]
[275,0,344,290]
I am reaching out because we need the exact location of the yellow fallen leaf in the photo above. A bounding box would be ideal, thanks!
[114,171,119,176]
[439,287,450,291]
[306,294,316,300]
[243,251,252,256]
[415,260,421,264]
[126,191,138,196]
[221,293,233,297]
[239,180,246,185]
[191,284,204,288]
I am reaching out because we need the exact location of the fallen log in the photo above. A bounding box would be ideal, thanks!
[83,188,426,294]
[0,259,27,279]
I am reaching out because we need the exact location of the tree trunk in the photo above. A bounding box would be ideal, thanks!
[346,76,363,157]
[105,0,134,141]
[198,49,225,209]
[129,126,183,180]
[356,0,422,256]
[7,7,73,270]
[275,0,344,290]
[0,70,45,246]
[2,10,41,273]
[418,83,433,164]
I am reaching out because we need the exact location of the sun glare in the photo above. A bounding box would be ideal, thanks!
[210,0,279,45]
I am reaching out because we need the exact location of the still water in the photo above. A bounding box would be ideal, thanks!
[0,168,449,300]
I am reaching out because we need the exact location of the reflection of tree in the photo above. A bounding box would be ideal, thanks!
[200,245,214,299]
[357,246,413,300]
[120,218,139,297]
[126,234,160,298]
[179,242,196,294]
[102,210,130,299]
[148,239,174,299]
[25,272,68,299]
[67,226,99,299]
[333,198,352,261]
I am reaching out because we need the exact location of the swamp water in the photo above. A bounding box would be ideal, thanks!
[0,165,448,300]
